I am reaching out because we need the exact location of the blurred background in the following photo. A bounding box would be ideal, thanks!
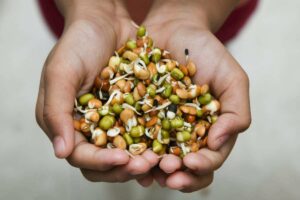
[1,0,299,199]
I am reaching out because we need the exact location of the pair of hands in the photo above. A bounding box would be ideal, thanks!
[35,0,251,193]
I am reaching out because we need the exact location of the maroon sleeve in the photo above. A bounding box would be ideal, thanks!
[215,0,259,43]
[37,0,259,44]
[38,0,64,38]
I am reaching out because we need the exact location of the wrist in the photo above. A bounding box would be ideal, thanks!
[148,0,239,32]
[55,0,127,30]
[146,1,211,32]
[199,0,240,32]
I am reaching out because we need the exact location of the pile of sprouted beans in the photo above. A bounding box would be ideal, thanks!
[73,25,220,158]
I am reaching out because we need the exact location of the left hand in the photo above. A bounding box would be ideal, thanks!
[136,1,251,192]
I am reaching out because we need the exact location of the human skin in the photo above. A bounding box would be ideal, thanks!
[35,0,160,183]
[135,0,251,192]
[125,0,249,25]
[35,0,251,191]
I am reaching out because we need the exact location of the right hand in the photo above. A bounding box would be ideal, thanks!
[35,0,159,183]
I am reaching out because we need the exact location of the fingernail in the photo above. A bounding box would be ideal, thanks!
[215,135,229,150]
[53,136,65,158]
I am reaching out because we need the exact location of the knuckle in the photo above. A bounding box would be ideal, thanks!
[202,153,222,171]
[118,177,129,183]
[228,112,251,134]
[180,173,214,193]
[204,154,219,171]
[44,61,74,83]
[35,96,45,130]
[245,74,250,85]
[204,174,214,188]
[114,171,130,183]
[35,107,43,128]
[42,106,57,126]
[206,158,216,171]
[44,66,58,82]
[82,174,95,182]
[240,115,252,132]
[66,157,79,169]
[234,69,250,87]
[80,170,98,183]
[93,152,114,171]
[241,70,250,84]
[66,147,85,169]
[213,160,223,171]
[180,188,195,193]
[35,103,50,137]
[45,46,56,66]
[213,153,227,170]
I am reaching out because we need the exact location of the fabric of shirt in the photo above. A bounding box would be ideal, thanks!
[37,0,259,44]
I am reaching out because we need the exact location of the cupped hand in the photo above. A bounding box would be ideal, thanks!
[35,2,159,183]
[137,5,251,192]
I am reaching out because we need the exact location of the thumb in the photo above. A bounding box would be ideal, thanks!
[208,72,251,150]
[42,50,83,158]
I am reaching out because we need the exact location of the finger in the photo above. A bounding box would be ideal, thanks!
[124,155,152,175]
[35,74,49,134]
[41,44,86,159]
[183,135,237,175]
[208,113,250,150]
[152,167,167,187]
[81,168,133,183]
[136,174,154,187]
[165,171,213,193]
[141,149,160,168]
[67,132,129,171]
[80,156,152,182]
[135,148,160,186]
[41,23,110,158]
[159,154,182,174]
[208,67,251,150]
[36,65,76,159]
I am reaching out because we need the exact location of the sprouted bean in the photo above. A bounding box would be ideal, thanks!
[73,25,221,157]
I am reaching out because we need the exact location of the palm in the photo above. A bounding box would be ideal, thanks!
[149,24,236,92]
[61,20,160,180]
[36,14,160,183]
[141,20,251,191]
[148,22,250,143]
[59,19,135,96]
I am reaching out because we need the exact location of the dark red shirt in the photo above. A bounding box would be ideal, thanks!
[38,0,258,44]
